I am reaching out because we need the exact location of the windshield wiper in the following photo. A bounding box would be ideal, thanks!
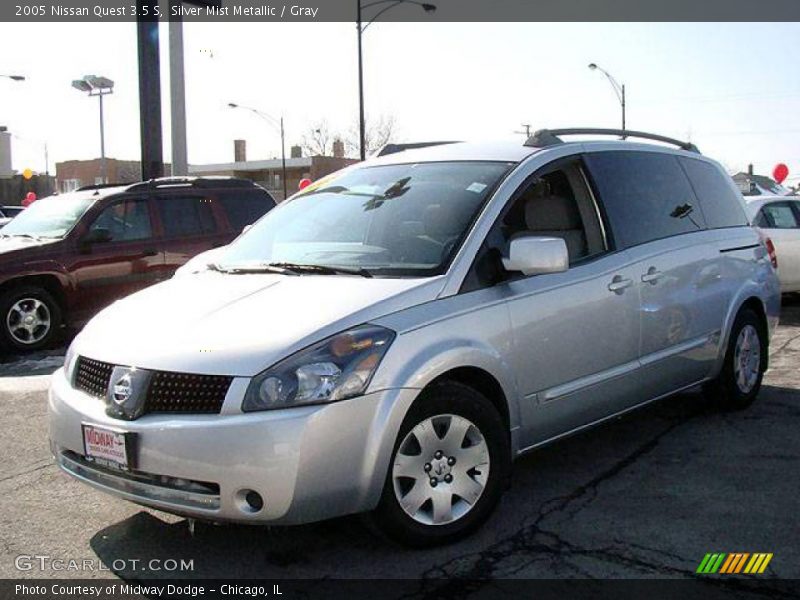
[1,233,43,241]
[267,262,373,278]
[208,262,298,276]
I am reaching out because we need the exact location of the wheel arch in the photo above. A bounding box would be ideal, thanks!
[0,273,68,312]
[426,367,511,436]
[715,293,771,376]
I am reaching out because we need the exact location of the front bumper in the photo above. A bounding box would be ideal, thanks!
[48,367,416,525]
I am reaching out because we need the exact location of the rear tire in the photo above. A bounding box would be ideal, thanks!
[372,381,510,547]
[704,308,766,411]
[0,286,62,352]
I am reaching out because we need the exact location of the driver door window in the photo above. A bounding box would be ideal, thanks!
[90,198,153,242]
[499,162,606,266]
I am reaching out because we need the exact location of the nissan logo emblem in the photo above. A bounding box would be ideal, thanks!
[112,374,133,406]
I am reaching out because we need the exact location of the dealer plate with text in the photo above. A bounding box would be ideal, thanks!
[82,424,133,469]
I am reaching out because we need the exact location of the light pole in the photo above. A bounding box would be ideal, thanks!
[588,62,626,131]
[229,103,287,200]
[72,75,114,183]
[1,75,25,82]
[357,0,436,161]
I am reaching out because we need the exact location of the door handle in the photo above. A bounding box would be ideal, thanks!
[641,267,662,284]
[142,249,159,257]
[608,275,633,294]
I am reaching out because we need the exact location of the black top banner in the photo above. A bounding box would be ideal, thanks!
[4,0,800,22]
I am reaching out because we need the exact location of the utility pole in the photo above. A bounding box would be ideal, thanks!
[137,0,164,180]
[515,123,532,137]
[169,0,188,176]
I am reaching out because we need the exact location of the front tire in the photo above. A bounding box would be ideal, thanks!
[0,286,62,352]
[704,308,766,411]
[372,381,510,547]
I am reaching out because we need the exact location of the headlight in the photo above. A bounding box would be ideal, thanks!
[242,324,395,412]
[63,342,78,383]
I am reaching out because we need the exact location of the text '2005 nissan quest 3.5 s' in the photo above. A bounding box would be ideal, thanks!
[49,129,780,546]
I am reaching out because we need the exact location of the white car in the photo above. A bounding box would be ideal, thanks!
[745,196,800,292]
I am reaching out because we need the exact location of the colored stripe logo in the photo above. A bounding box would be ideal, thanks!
[696,553,773,574]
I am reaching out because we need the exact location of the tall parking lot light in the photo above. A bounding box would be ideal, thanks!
[228,102,287,200]
[357,0,436,161]
[72,75,114,183]
[588,62,626,131]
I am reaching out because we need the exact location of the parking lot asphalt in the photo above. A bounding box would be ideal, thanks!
[1,299,799,587]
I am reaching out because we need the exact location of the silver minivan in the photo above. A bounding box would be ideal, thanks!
[49,129,780,546]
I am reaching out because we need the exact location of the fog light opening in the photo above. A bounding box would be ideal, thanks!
[236,488,264,514]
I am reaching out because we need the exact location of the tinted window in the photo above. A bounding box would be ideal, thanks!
[760,202,799,229]
[158,196,216,237]
[218,190,275,231]
[90,198,152,241]
[585,151,704,248]
[680,158,748,228]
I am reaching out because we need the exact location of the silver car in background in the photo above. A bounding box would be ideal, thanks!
[49,129,780,546]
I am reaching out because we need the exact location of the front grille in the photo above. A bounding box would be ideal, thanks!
[145,371,232,414]
[73,356,231,416]
[74,356,114,399]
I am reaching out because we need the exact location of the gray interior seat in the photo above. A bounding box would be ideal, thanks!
[523,193,588,261]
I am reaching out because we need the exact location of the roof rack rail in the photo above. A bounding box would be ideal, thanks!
[375,141,460,157]
[525,128,700,153]
[126,176,256,193]
[76,182,132,192]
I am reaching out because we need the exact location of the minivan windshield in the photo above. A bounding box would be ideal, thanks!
[1,194,96,239]
[215,161,512,277]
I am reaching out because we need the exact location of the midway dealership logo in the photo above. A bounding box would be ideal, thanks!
[696,553,773,575]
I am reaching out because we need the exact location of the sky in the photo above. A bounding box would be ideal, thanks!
[2,22,800,182]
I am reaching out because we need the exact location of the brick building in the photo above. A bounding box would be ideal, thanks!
[189,140,358,201]
[55,158,173,193]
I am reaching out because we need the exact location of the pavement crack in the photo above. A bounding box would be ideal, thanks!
[410,413,700,593]
[0,461,52,483]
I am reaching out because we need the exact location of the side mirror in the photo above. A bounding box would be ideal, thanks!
[81,227,112,246]
[502,236,569,276]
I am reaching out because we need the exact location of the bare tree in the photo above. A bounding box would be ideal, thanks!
[301,121,335,157]
[346,115,398,157]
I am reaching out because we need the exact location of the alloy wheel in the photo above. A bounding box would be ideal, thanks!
[6,297,51,345]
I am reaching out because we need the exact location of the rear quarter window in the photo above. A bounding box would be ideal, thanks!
[217,189,276,231]
[679,157,748,228]
[584,150,704,248]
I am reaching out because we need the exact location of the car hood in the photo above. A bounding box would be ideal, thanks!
[0,236,61,255]
[76,271,444,376]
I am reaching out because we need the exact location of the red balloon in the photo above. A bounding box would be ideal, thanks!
[298,178,312,190]
[773,163,789,184]
[22,192,37,207]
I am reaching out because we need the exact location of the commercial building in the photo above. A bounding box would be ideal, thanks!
[189,140,357,201]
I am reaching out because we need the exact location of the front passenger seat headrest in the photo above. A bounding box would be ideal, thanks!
[525,192,582,231]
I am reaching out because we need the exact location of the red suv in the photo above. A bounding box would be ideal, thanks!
[0,177,275,351]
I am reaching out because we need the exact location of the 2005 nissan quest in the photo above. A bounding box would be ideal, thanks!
[49,129,780,546]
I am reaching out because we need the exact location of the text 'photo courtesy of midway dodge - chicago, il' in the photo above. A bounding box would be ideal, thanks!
[49,130,780,546]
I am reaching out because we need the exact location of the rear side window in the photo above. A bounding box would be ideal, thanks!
[758,202,800,229]
[157,196,216,237]
[218,190,276,231]
[680,158,748,228]
[585,151,704,248]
